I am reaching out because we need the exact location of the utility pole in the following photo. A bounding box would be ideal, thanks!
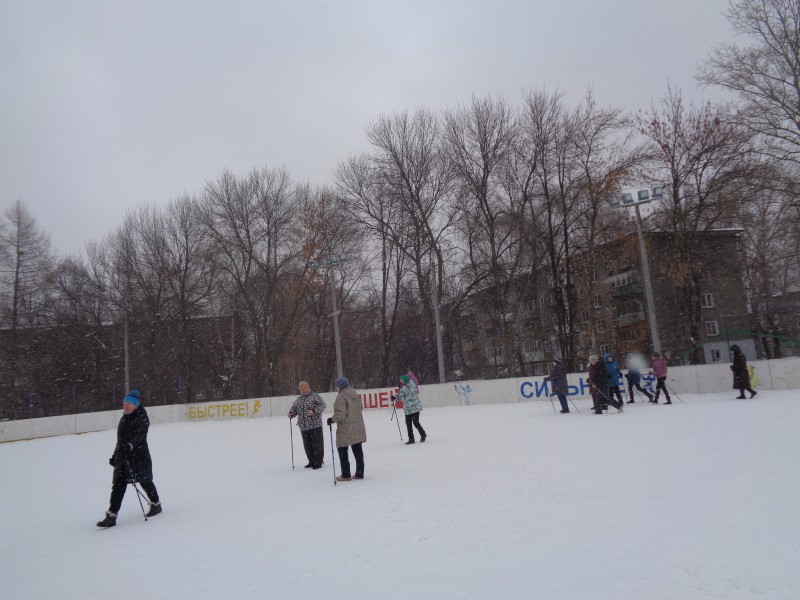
[311,255,347,379]
[610,188,662,355]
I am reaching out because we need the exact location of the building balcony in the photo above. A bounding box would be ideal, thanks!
[611,282,643,298]
[617,311,645,325]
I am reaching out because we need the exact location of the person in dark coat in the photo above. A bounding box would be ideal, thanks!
[588,354,622,414]
[624,354,654,403]
[730,344,757,399]
[604,353,625,406]
[544,358,570,413]
[97,390,161,528]
[288,381,326,469]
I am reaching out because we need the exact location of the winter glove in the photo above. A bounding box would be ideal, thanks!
[390,394,396,403]
[109,456,117,467]
[126,468,137,484]
[326,417,333,426]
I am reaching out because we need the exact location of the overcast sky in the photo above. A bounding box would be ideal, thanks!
[1,0,735,257]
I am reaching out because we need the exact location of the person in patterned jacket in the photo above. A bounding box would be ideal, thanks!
[393,374,427,445]
[288,381,327,469]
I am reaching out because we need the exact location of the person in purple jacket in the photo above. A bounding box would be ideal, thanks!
[544,358,570,413]
[649,353,672,404]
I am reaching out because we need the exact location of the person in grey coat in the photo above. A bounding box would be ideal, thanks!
[544,359,570,413]
[326,377,366,481]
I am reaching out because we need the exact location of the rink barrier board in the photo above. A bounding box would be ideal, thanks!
[2,356,798,443]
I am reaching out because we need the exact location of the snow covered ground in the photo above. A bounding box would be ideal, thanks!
[1,390,798,600]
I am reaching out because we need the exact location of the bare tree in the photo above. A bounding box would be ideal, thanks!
[335,155,407,385]
[365,108,456,381]
[201,167,305,396]
[636,88,758,363]
[735,162,800,356]
[443,94,531,376]
[519,89,633,369]
[699,0,800,169]
[0,200,54,416]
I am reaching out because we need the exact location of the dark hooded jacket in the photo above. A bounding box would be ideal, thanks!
[112,405,154,482]
[588,359,609,397]
[544,360,569,396]
[730,346,750,389]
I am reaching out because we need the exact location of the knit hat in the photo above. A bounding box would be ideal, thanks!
[335,377,349,390]
[399,375,410,385]
[123,391,140,407]
[588,355,599,363]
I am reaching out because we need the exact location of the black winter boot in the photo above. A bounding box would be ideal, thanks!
[405,439,415,445]
[146,502,162,518]
[96,511,117,528]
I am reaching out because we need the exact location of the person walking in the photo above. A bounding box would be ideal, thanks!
[393,374,427,443]
[650,353,671,404]
[544,358,570,413]
[731,344,757,399]
[588,355,622,414]
[604,353,625,406]
[288,381,326,469]
[96,390,162,528]
[327,377,366,481]
[624,354,654,403]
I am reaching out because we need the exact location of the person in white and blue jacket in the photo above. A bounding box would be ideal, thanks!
[393,374,427,445]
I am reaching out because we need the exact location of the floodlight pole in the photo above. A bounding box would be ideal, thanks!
[610,190,662,355]
[632,203,662,354]
[312,255,346,379]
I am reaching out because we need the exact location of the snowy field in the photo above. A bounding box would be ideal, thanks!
[1,390,798,600]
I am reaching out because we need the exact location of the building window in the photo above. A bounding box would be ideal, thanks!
[599,343,608,355]
[542,340,552,353]
[195,390,207,401]
[705,320,719,336]
[593,295,602,308]
[596,321,606,333]
[710,348,722,363]
[522,340,538,354]
[702,293,714,308]
[539,297,546,309]
[485,346,503,358]
[522,299,536,314]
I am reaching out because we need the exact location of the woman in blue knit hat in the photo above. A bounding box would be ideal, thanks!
[96,390,162,527]
[326,377,367,481]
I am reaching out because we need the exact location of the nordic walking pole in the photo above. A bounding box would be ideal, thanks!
[289,416,295,469]
[567,396,582,413]
[548,394,556,413]
[124,458,148,521]
[665,382,685,403]
[595,387,623,412]
[390,395,404,441]
[131,482,149,521]
[328,421,337,486]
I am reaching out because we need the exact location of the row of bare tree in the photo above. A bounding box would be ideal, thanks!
[1,0,798,418]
